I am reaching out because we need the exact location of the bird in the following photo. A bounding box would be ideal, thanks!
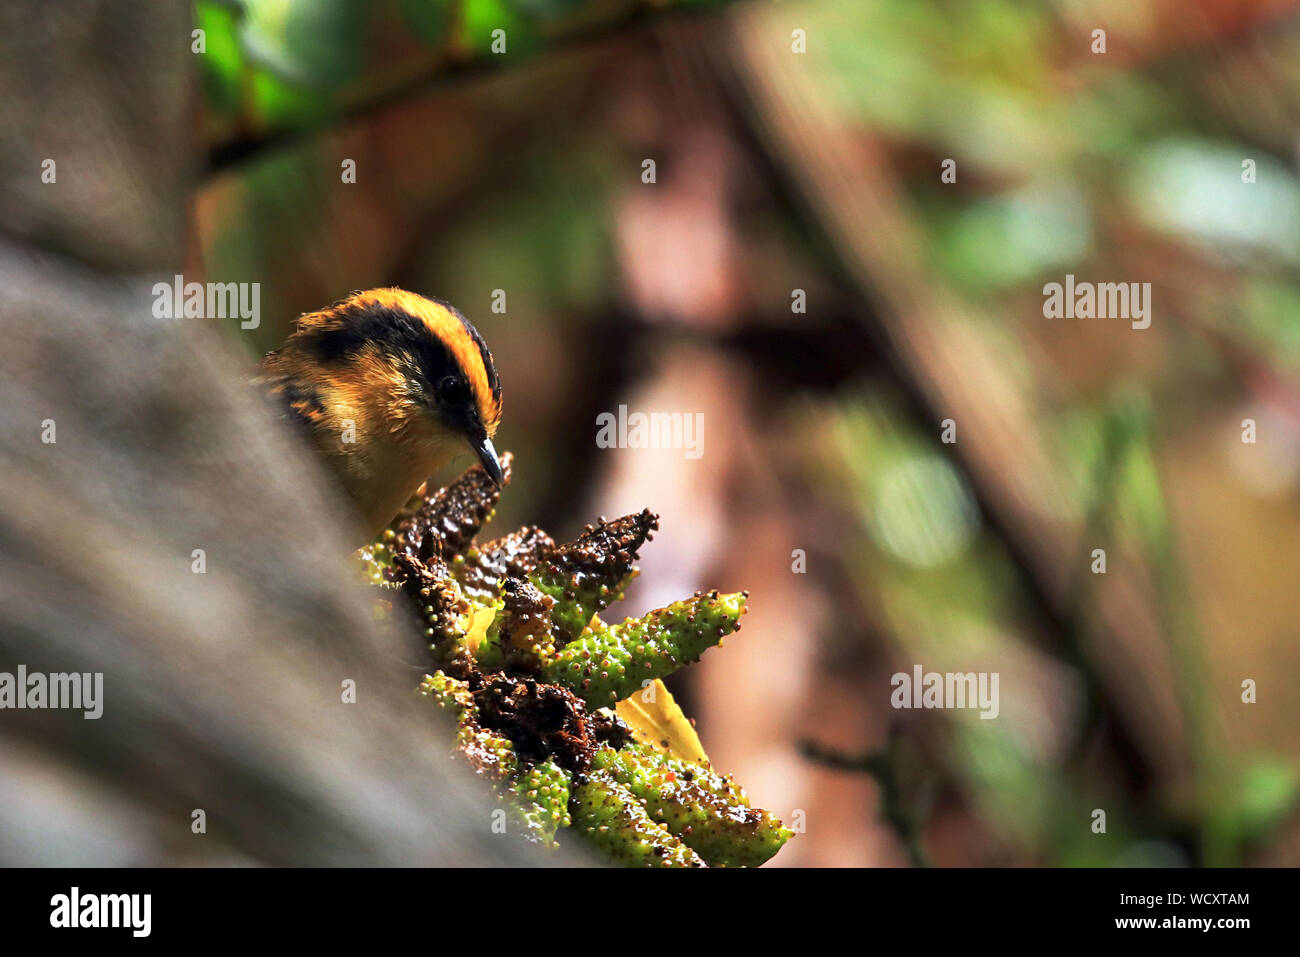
[255,288,503,545]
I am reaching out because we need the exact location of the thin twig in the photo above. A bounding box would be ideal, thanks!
[801,727,932,868]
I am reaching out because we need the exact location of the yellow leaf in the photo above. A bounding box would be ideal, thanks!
[465,605,496,655]
[616,680,710,765]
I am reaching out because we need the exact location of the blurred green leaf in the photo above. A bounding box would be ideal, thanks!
[195,2,245,115]
[400,0,452,46]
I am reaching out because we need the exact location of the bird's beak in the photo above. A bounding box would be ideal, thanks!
[471,434,505,486]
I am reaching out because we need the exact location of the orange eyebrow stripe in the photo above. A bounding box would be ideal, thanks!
[356,288,500,431]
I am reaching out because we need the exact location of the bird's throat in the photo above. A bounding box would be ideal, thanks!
[336,435,461,545]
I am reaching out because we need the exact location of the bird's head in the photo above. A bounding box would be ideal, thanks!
[280,288,505,484]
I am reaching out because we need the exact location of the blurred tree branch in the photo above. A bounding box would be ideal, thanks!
[205,0,750,176]
[802,727,934,868]
[721,6,1192,800]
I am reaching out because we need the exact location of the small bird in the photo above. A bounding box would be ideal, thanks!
[256,288,503,544]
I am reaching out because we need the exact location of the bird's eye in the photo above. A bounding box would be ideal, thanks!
[438,376,467,406]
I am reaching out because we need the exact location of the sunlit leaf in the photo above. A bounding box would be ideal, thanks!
[616,679,710,765]
[464,604,497,655]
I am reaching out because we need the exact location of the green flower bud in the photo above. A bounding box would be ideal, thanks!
[541,591,747,706]
[593,743,791,867]
[570,771,704,867]
[529,510,658,642]
[507,759,571,846]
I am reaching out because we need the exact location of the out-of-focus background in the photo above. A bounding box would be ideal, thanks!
[193,0,1294,866]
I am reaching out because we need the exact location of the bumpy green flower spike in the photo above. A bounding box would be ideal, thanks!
[454,525,555,599]
[508,759,571,846]
[528,510,658,642]
[474,577,556,672]
[419,673,574,845]
[399,554,478,677]
[592,743,791,867]
[362,458,511,583]
[418,670,472,714]
[393,453,513,563]
[570,771,704,867]
[541,590,748,707]
[382,457,789,866]
[418,672,516,781]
